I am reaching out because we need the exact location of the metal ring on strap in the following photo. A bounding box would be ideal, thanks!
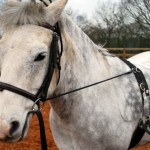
[31,98,44,112]
[140,83,146,92]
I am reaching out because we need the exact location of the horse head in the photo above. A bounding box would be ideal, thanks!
[0,0,68,142]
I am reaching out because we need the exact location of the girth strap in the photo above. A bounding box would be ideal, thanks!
[121,59,149,149]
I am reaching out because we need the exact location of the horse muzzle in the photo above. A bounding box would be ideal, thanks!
[0,120,20,142]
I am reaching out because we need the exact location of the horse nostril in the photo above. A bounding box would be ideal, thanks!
[9,121,20,136]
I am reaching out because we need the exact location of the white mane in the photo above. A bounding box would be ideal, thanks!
[0,1,111,55]
[60,14,113,57]
[0,2,46,28]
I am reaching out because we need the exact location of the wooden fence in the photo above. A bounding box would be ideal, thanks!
[106,48,150,58]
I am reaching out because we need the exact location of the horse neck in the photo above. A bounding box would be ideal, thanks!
[50,14,113,118]
[60,14,110,82]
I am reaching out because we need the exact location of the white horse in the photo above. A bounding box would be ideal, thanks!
[0,0,150,149]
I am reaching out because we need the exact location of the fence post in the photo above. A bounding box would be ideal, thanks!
[122,48,126,58]
[107,48,150,58]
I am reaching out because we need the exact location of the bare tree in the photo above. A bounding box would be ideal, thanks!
[122,0,150,38]
[66,0,150,47]
[82,1,129,47]
[94,1,119,46]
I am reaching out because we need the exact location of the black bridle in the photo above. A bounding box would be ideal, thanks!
[0,26,149,149]
[0,24,62,150]
[0,1,149,150]
[0,29,61,102]
[0,0,63,149]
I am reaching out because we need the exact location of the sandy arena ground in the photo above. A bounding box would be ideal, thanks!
[0,102,149,150]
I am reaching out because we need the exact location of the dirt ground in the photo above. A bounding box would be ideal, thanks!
[0,102,57,150]
[0,102,150,150]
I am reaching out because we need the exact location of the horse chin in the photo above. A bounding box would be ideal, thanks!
[19,115,31,141]
[5,114,32,143]
[4,126,29,143]
[4,135,21,142]
[4,124,29,142]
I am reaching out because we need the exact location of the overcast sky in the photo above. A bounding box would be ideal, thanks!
[66,0,121,16]
[0,0,121,16]
[66,0,98,14]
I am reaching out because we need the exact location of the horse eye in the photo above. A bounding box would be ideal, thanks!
[34,52,47,62]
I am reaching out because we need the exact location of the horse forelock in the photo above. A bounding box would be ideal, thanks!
[0,1,46,28]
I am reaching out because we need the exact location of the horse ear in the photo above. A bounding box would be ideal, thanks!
[44,0,68,26]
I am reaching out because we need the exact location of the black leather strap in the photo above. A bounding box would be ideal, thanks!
[35,110,47,150]
[0,82,36,100]
[0,33,60,103]
[122,59,149,96]
[19,110,47,150]
[128,125,145,149]
[121,59,148,149]
[35,33,59,101]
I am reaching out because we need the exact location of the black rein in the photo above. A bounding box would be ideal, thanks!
[0,1,149,149]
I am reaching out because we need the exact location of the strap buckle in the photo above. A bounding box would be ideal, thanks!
[140,83,149,96]
[140,83,146,92]
[132,67,141,73]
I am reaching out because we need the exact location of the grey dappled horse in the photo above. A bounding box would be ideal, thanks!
[0,0,150,149]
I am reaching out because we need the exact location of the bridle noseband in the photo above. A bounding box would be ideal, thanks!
[0,27,62,104]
